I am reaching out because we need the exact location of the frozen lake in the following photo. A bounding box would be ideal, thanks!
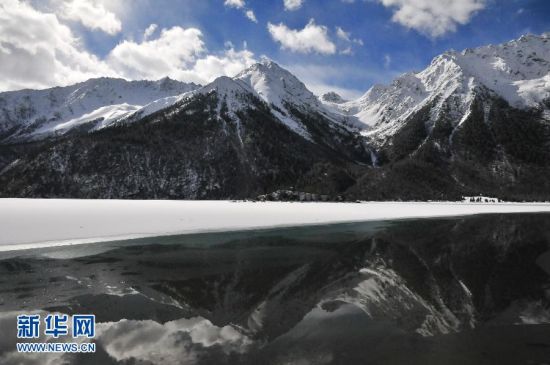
[3,199,550,251]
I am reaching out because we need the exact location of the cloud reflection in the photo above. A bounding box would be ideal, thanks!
[96,317,252,364]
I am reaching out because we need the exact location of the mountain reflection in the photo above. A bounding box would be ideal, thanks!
[1,214,549,364]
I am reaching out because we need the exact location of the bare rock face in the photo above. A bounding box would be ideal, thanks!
[320,92,347,104]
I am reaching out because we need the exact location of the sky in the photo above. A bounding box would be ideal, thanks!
[0,0,548,99]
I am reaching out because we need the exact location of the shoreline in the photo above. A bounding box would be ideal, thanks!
[3,198,550,252]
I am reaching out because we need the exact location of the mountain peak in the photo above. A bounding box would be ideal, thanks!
[320,92,347,104]
[237,59,296,82]
[0,76,200,142]
[235,59,318,110]
[201,75,252,96]
[258,57,280,68]
[320,32,550,140]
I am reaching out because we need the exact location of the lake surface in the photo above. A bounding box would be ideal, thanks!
[1,214,550,364]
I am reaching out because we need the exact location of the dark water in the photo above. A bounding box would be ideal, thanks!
[1,214,550,364]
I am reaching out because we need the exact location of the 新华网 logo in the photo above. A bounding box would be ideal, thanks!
[16,313,96,353]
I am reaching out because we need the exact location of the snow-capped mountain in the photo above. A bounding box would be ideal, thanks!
[0,34,549,201]
[0,77,199,142]
[328,33,550,140]
[147,59,363,141]
[0,59,372,199]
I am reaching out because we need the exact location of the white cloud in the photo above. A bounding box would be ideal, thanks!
[245,9,257,23]
[223,0,257,24]
[180,47,256,84]
[284,0,304,11]
[336,26,351,42]
[384,54,392,68]
[378,0,486,38]
[340,46,353,55]
[0,0,114,91]
[0,0,257,91]
[107,26,206,80]
[143,23,158,40]
[224,0,245,8]
[335,26,363,53]
[59,0,122,35]
[267,19,336,55]
[107,26,256,84]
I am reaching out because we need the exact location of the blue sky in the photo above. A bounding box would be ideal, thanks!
[1,0,549,98]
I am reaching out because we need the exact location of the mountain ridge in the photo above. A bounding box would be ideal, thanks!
[0,33,549,201]
[0,77,200,143]
[327,33,550,142]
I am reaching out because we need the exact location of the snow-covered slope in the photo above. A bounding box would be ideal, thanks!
[88,34,550,143]
[236,59,321,111]
[1,60,339,143]
[329,33,550,139]
[1,35,549,201]
[238,60,365,129]
[0,77,199,142]
[151,59,363,141]
[1,34,547,149]
[0,60,375,201]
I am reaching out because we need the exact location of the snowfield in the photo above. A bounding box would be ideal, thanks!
[2,199,550,252]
